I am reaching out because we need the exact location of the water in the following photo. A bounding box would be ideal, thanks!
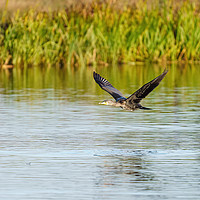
[0,64,199,199]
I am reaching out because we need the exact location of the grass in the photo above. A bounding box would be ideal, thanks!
[1,0,200,67]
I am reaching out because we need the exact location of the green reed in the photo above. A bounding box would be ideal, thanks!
[1,1,200,67]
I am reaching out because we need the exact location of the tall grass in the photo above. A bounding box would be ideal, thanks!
[1,1,200,67]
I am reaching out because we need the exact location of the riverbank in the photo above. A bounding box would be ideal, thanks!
[1,0,200,67]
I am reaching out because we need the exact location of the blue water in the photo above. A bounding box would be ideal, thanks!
[0,66,199,199]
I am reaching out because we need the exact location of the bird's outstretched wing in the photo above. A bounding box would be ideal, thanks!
[126,69,168,105]
[93,71,125,100]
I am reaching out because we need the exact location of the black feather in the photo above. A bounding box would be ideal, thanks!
[93,71,125,100]
[126,69,168,106]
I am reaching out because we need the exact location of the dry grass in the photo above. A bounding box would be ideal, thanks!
[1,0,199,11]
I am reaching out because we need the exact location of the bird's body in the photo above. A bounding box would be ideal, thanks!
[99,99,148,111]
[93,70,168,111]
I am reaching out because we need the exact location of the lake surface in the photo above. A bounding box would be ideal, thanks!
[0,64,199,200]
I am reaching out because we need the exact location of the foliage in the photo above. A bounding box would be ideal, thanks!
[1,1,200,67]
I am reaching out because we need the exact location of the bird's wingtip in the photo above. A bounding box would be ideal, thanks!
[93,71,97,78]
[163,68,169,73]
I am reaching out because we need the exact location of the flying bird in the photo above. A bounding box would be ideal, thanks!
[93,70,168,111]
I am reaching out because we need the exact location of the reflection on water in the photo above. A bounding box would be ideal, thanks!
[0,64,199,199]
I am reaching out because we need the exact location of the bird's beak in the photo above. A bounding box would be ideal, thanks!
[99,101,107,105]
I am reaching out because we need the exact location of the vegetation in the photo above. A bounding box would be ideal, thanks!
[1,0,200,67]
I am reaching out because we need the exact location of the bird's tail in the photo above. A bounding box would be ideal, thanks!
[139,106,152,110]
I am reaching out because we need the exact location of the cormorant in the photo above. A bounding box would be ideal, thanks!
[93,69,168,111]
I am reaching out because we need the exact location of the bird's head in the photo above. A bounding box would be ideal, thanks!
[99,100,115,105]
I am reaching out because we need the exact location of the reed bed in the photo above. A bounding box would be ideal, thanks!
[1,1,200,67]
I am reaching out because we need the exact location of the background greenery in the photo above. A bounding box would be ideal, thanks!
[1,0,200,67]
